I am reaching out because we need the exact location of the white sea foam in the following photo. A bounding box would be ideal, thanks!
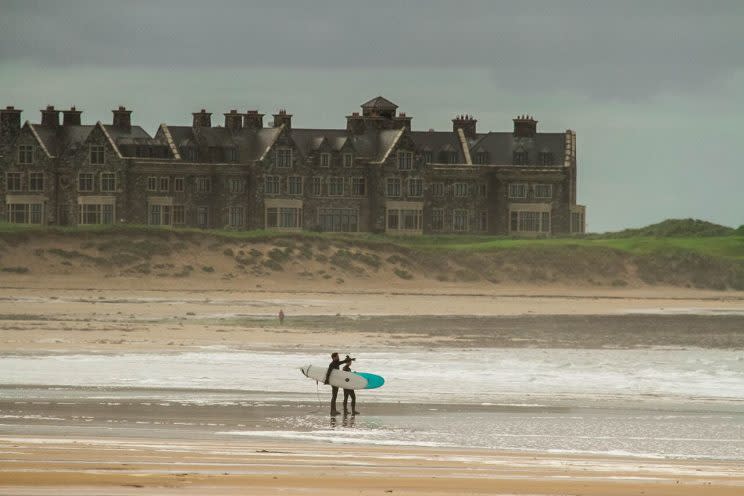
[0,348,742,405]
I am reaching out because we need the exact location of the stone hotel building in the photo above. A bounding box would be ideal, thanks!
[0,97,586,235]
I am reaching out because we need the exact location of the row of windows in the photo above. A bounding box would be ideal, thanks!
[430,209,488,232]
[78,172,119,192]
[512,151,554,166]
[386,180,487,198]
[15,144,106,165]
[508,183,553,200]
[5,172,45,192]
[265,176,366,197]
[314,152,355,168]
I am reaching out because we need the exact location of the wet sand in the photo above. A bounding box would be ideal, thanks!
[2,435,744,496]
[1,287,744,352]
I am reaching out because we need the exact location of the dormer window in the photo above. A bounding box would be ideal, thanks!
[277,148,292,168]
[226,147,239,162]
[343,153,353,168]
[474,151,488,165]
[18,145,34,165]
[539,151,553,166]
[397,150,413,170]
[513,150,528,165]
[183,146,198,161]
[320,153,331,167]
[90,145,105,165]
[422,150,433,164]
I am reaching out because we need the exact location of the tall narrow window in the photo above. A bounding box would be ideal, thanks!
[276,148,292,168]
[195,176,211,193]
[431,183,444,197]
[78,173,95,192]
[174,177,185,192]
[159,177,169,192]
[539,151,554,166]
[453,183,468,197]
[228,207,244,227]
[328,177,344,196]
[265,175,280,194]
[288,176,303,195]
[228,178,244,193]
[386,178,401,197]
[101,172,116,192]
[408,178,423,197]
[320,153,330,167]
[351,177,366,196]
[453,209,469,232]
[432,208,444,231]
[147,176,157,192]
[6,172,22,192]
[534,184,553,199]
[90,145,105,165]
[29,172,44,192]
[312,176,322,196]
[18,145,34,165]
[343,153,353,167]
[397,151,413,170]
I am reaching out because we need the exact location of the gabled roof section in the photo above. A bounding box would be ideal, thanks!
[158,124,181,160]
[257,125,286,161]
[96,121,124,159]
[25,122,55,158]
[361,96,398,110]
[373,128,404,164]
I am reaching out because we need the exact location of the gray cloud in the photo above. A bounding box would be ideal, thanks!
[1,1,743,99]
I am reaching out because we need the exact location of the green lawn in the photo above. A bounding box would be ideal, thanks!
[2,222,744,260]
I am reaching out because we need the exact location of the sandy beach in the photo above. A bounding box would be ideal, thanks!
[1,284,743,495]
[2,435,743,495]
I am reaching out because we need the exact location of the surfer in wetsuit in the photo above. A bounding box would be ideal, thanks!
[324,352,352,416]
[342,357,360,415]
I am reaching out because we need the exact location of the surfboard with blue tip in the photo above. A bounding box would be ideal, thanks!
[355,372,385,389]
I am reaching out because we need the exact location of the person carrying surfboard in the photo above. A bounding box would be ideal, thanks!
[324,352,352,416]
[342,357,360,415]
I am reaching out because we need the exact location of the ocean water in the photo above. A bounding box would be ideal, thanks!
[1,348,743,460]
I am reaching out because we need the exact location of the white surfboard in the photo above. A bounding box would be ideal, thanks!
[300,364,368,390]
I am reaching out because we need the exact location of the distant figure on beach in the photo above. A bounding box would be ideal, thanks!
[324,352,352,416]
[278,309,284,324]
[342,357,360,416]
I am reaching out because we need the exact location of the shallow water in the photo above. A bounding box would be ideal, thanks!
[1,348,743,460]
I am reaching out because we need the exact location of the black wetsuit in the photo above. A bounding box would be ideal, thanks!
[325,357,349,414]
[342,363,357,414]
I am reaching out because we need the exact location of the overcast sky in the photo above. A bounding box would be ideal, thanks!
[1,0,742,231]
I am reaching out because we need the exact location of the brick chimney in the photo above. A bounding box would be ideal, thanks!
[452,114,477,139]
[224,109,242,132]
[192,109,212,128]
[41,105,60,127]
[62,106,82,126]
[0,106,22,140]
[346,111,365,135]
[243,110,264,130]
[272,109,292,129]
[393,112,412,131]
[112,106,132,130]
[513,115,537,138]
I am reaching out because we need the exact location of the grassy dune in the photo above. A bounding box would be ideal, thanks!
[1,219,743,290]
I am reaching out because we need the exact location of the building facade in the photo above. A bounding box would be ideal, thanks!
[0,97,586,235]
